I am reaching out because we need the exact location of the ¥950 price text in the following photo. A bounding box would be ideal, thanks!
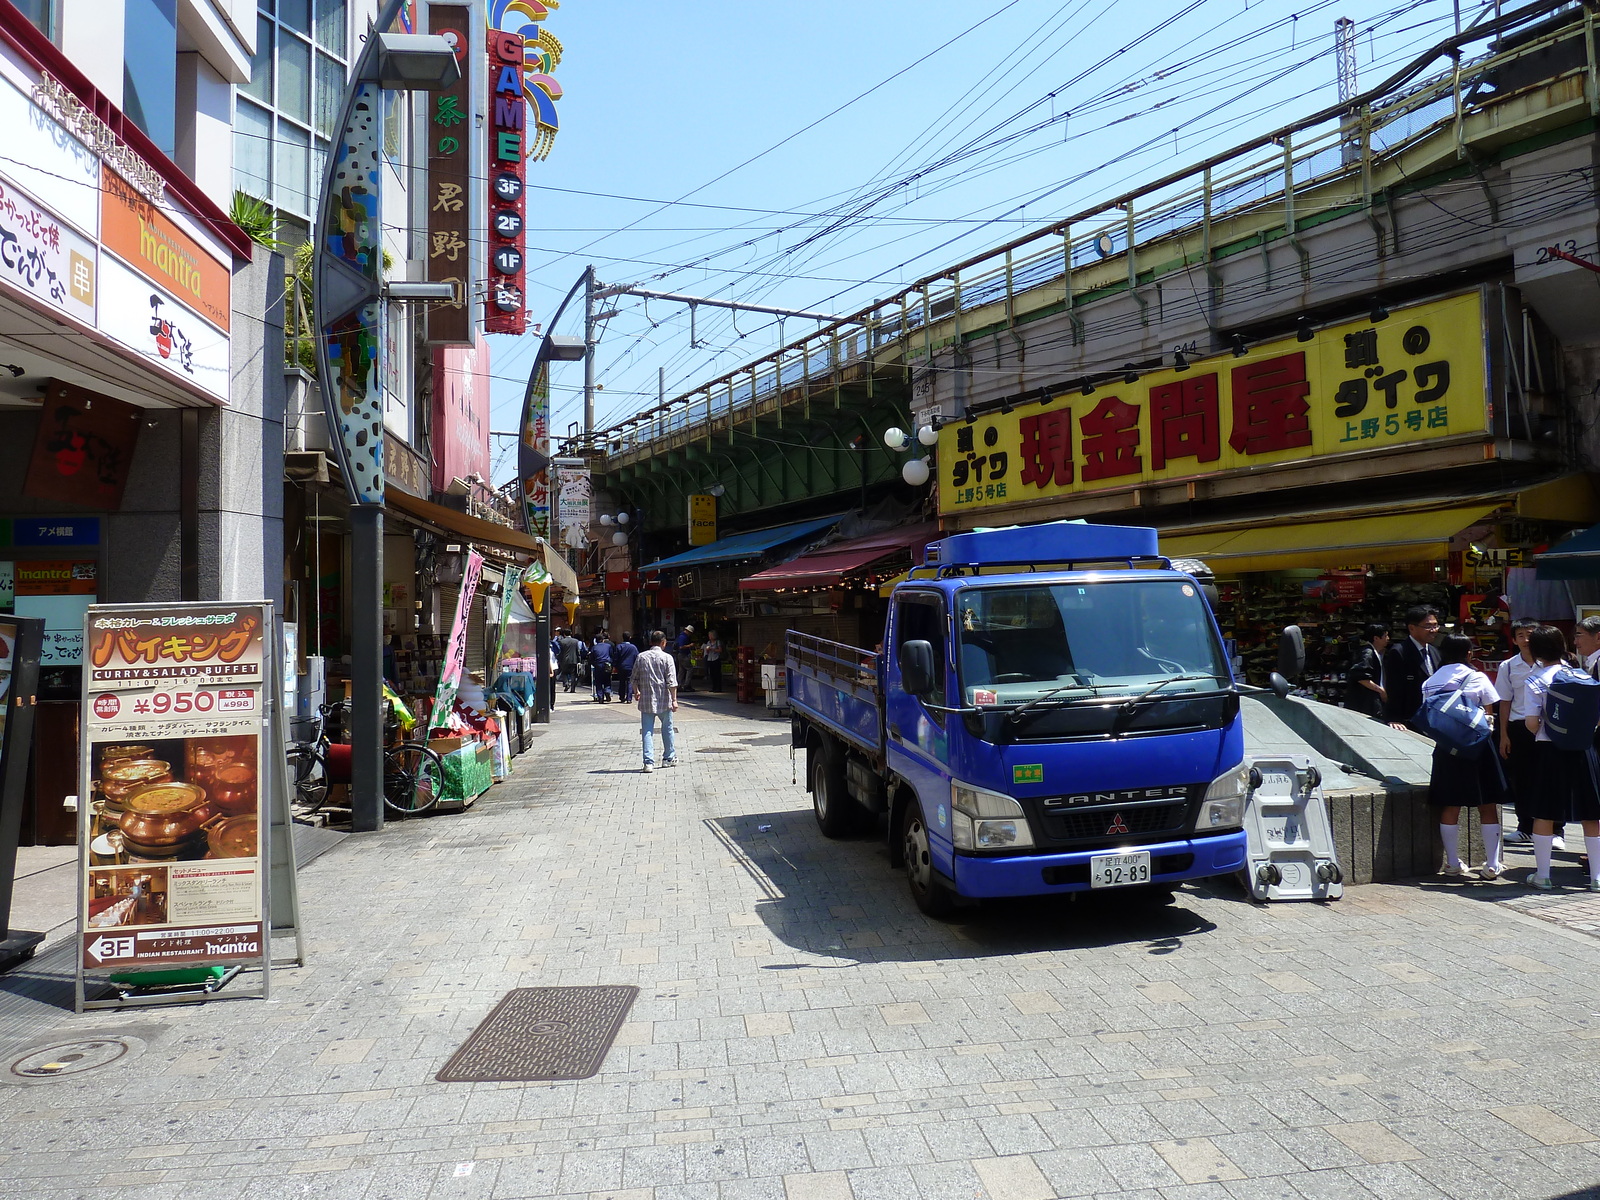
[131,689,254,715]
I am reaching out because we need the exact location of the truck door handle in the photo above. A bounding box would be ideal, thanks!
[889,723,902,740]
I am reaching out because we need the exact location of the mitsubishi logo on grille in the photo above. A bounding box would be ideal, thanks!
[1106,812,1130,835]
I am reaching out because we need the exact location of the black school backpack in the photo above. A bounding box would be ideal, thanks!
[1544,666,1600,751]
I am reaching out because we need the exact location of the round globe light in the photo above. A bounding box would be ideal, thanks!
[612,531,629,546]
[902,457,931,487]
[882,426,910,451]
[916,424,939,446]
[599,513,615,526]
[616,511,630,525]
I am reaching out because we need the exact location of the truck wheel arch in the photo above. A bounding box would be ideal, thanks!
[887,779,916,866]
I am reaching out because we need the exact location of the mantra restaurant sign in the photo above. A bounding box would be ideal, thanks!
[938,292,1487,515]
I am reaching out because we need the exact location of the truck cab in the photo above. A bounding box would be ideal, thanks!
[788,521,1250,916]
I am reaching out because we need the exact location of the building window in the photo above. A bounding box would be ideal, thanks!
[233,0,348,222]
[124,0,178,155]
[13,0,58,42]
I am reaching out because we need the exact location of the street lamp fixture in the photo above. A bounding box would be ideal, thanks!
[544,334,587,362]
[374,33,462,90]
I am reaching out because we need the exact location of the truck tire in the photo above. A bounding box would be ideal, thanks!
[900,803,958,919]
[811,741,864,838]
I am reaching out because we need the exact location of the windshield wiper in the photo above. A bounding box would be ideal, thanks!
[1004,680,1093,725]
[1109,674,1223,734]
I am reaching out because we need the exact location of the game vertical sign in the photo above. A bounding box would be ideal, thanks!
[485,29,528,335]
[425,2,473,346]
[78,604,269,976]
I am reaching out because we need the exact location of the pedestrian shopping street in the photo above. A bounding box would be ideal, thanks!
[3,694,1600,1200]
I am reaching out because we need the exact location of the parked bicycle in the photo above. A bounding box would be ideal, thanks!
[286,698,445,818]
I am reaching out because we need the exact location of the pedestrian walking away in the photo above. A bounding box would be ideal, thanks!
[1344,623,1389,720]
[1383,603,1441,731]
[633,630,679,770]
[674,625,697,692]
[590,632,615,703]
[555,627,583,693]
[703,628,723,693]
[1521,625,1600,890]
[1421,635,1508,879]
[614,632,639,703]
[1497,619,1539,844]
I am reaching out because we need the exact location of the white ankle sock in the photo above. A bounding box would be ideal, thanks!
[1534,833,1555,877]
[1482,823,1503,872]
[1586,835,1600,883]
[1440,823,1461,869]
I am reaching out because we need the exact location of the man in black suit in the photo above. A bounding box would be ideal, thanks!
[1383,604,1441,730]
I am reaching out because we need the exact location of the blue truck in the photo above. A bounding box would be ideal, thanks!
[787,521,1272,917]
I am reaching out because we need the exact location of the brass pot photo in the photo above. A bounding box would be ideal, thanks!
[118,782,213,853]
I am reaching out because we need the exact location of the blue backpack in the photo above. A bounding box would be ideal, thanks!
[1414,687,1493,756]
[1544,667,1600,751]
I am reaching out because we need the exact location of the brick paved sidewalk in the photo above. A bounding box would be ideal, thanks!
[2,694,1600,1200]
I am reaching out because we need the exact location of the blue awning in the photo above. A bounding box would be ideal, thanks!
[643,515,843,571]
[1535,523,1600,580]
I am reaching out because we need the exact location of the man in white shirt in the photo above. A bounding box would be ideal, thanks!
[632,630,680,772]
[1577,616,1600,678]
[1497,619,1539,845]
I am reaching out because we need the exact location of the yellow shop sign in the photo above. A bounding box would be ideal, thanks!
[938,291,1487,514]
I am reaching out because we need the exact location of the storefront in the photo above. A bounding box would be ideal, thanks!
[932,288,1596,700]
[0,21,261,844]
[737,521,938,655]
[639,514,843,650]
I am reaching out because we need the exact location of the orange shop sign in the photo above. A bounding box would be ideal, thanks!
[15,560,96,595]
[936,291,1488,515]
[99,165,230,333]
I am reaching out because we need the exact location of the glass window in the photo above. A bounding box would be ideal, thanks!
[895,596,946,699]
[382,91,406,171]
[242,15,273,103]
[274,119,310,217]
[123,0,177,154]
[13,0,57,41]
[279,0,310,33]
[278,32,311,123]
[234,99,273,200]
[314,0,347,56]
[314,51,342,137]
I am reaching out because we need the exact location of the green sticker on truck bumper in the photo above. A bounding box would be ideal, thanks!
[1013,764,1043,785]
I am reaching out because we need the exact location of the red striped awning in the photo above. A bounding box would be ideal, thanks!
[739,522,938,592]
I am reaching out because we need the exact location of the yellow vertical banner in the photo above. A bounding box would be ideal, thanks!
[688,494,717,546]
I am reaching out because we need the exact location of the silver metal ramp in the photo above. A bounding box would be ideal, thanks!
[1242,755,1344,902]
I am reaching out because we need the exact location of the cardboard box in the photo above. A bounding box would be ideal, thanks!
[428,736,466,755]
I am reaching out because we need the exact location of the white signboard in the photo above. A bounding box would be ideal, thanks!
[0,171,96,325]
[98,253,230,402]
[0,73,99,236]
[557,468,592,549]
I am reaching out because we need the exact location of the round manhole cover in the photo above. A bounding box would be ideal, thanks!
[9,1038,134,1080]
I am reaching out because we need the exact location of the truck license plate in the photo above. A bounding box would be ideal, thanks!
[1089,851,1152,889]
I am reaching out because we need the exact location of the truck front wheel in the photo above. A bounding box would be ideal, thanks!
[901,804,958,919]
[811,742,864,838]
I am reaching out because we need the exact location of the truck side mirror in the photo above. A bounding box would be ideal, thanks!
[1276,624,1305,681]
[900,640,934,697]
[1268,671,1293,699]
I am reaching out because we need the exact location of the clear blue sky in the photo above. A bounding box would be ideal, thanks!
[485,0,1502,484]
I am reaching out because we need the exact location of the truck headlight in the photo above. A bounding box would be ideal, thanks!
[1196,764,1248,833]
[951,781,1034,850]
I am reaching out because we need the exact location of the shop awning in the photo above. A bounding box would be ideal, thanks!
[383,490,578,593]
[1161,504,1499,576]
[643,514,843,572]
[740,522,939,592]
[1535,523,1600,580]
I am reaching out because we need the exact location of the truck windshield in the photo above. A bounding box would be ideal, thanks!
[956,578,1228,707]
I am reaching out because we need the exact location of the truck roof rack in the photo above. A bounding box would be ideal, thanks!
[920,521,1170,576]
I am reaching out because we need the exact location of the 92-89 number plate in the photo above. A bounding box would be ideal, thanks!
[1089,851,1152,888]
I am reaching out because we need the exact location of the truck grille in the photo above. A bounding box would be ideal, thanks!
[1042,801,1188,842]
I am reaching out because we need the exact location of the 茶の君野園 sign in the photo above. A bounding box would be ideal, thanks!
[938,292,1487,514]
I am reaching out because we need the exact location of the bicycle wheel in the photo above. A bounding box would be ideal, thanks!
[383,743,444,817]
[287,746,330,812]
